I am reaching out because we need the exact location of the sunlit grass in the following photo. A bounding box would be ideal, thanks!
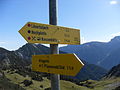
[4,70,50,90]
[4,70,120,90]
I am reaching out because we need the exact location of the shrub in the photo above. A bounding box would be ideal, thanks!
[45,87,51,90]
[21,80,33,87]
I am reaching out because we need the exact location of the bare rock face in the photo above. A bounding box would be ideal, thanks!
[0,71,4,78]
[105,64,120,78]
[0,72,3,78]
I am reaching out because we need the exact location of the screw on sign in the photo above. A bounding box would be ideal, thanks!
[28,30,31,33]
[28,37,31,40]
[28,24,31,27]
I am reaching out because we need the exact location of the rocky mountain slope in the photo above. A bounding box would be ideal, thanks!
[105,64,120,78]
[0,48,29,68]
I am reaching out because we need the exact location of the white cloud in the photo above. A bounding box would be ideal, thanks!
[105,32,120,42]
[81,37,86,44]
[0,42,6,44]
[0,42,6,49]
[110,32,120,38]
[81,37,90,44]
[110,0,118,5]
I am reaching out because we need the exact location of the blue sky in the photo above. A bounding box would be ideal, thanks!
[0,0,120,50]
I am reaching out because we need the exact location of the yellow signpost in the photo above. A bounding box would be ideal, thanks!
[18,0,82,89]
[32,54,84,76]
[19,22,80,45]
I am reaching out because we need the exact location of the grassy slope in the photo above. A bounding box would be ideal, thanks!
[4,70,89,90]
[4,71,50,90]
[94,78,120,90]
[78,78,120,90]
[4,70,120,90]
[0,76,25,90]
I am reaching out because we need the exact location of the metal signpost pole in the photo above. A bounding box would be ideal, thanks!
[49,0,60,90]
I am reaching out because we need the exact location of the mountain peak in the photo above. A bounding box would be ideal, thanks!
[15,43,50,60]
[110,36,120,43]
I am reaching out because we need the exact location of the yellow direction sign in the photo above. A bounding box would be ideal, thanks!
[32,54,84,76]
[19,22,80,45]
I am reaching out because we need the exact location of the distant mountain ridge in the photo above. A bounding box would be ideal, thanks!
[0,43,107,81]
[60,36,120,70]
